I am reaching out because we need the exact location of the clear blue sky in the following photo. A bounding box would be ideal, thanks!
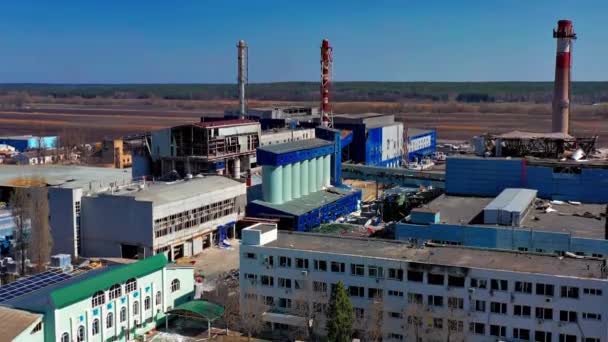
[0,0,606,83]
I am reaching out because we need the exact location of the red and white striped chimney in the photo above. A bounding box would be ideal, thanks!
[552,20,576,134]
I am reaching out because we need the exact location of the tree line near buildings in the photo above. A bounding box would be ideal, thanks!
[0,81,607,104]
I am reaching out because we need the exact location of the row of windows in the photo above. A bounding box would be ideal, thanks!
[91,279,179,307]
[468,323,600,342]
[470,277,600,299]
[154,198,236,238]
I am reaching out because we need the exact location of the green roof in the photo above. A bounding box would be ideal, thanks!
[50,254,169,308]
[167,300,225,321]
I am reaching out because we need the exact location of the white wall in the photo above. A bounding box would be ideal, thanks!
[382,123,403,162]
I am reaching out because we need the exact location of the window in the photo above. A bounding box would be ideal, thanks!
[313,281,327,293]
[388,290,404,297]
[156,291,162,306]
[61,333,69,342]
[475,300,486,312]
[448,320,463,332]
[536,283,555,296]
[535,307,553,320]
[145,296,151,310]
[263,296,274,306]
[584,288,603,296]
[490,324,506,337]
[261,275,274,287]
[244,273,257,283]
[427,273,444,285]
[351,263,365,276]
[125,278,137,293]
[330,261,345,273]
[133,301,139,315]
[427,295,443,307]
[447,275,465,287]
[448,297,463,310]
[389,311,403,319]
[91,290,105,307]
[535,331,553,342]
[388,333,404,341]
[171,279,180,292]
[407,315,422,327]
[388,268,403,281]
[515,281,533,294]
[585,338,601,342]
[491,279,508,291]
[263,255,274,267]
[278,278,292,289]
[560,286,579,299]
[559,310,577,323]
[295,258,308,269]
[408,292,423,305]
[77,326,85,342]
[513,328,530,340]
[92,319,99,335]
[245,252,256,259]
[120,307,126,322]
[279,256,291,268]
[368,288,383,299]
[559,334,577,342]
[109,284,122,300]
[349,286,365,297]
[106,312,113,328]
[514,305,531,317]
[407,270,423,282]
[354,308,365,320]
[470,278,487,289]
[433,317,443,329]
[313,260,327,271]
[490,301,507,314]
[582,312,602,321]
[368,265,384,278]
[313,302,327,313]
[278,298,291,309]
[469,322,485,335]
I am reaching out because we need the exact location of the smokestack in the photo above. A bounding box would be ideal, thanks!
[237,40,248,119]
[320,39,333,127]
[552,20,576,134]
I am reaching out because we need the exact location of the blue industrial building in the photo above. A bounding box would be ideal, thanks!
[0,135,58,152]
[333,113,403,167]
[406,128,436,162]
[446,156,608,203]
[247,127,361,231]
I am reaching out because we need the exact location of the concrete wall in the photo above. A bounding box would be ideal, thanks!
[260,129,315,147]
[52,266,193,342]
[150,128,172,160]
[81,195,154,258]
[49,187,81,256]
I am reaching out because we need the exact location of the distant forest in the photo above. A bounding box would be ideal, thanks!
[1,82,608,103]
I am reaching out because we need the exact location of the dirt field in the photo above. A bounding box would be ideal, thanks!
[0,100,606,142]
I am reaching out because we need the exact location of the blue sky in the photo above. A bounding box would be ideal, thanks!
[0,0,605,83]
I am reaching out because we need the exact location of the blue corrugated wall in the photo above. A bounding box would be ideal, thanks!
[407,130,436,162]
[396,223,608,256]
[446,157,608,203]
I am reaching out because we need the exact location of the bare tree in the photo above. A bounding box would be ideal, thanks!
[365,295,384,342]
[240,292,268,341]
[10,188,31,275]
[29,187,52,272]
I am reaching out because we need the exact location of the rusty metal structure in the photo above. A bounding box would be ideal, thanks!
[320,39,333,127]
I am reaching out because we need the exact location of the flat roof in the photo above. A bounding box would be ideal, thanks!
[251,187,357,216]
[194,119,257,128]
[421,194,607,239]
[265,231,607,279]
[0,165,132,189]
[407,128,434,137]
[107,176,243,206]
[0,306,40,340]
[257,138,331,155]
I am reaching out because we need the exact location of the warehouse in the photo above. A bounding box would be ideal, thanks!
[0,135,58,152]
[0,254,195,342]
[406,128,436,162]
[240,224,608,341]
[81,176,246,260]
[333,113,403,167]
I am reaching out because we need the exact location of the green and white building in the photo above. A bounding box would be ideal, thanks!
[0,254,194,342]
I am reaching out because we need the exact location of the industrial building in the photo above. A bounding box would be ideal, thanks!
[406,128,436,162]
[0,254,195,342]
[259,128,315,148]
[150,119,261,178]
[0,165,133,257]
[247,127,361,231]
[81,176,246,260]
[240,224,608,341]
[227,106,321,130]
[333,113,403,167]
[0,135,58,152]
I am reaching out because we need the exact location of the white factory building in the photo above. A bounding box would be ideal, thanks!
[240,224,607,342]
[82,176,246,260]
